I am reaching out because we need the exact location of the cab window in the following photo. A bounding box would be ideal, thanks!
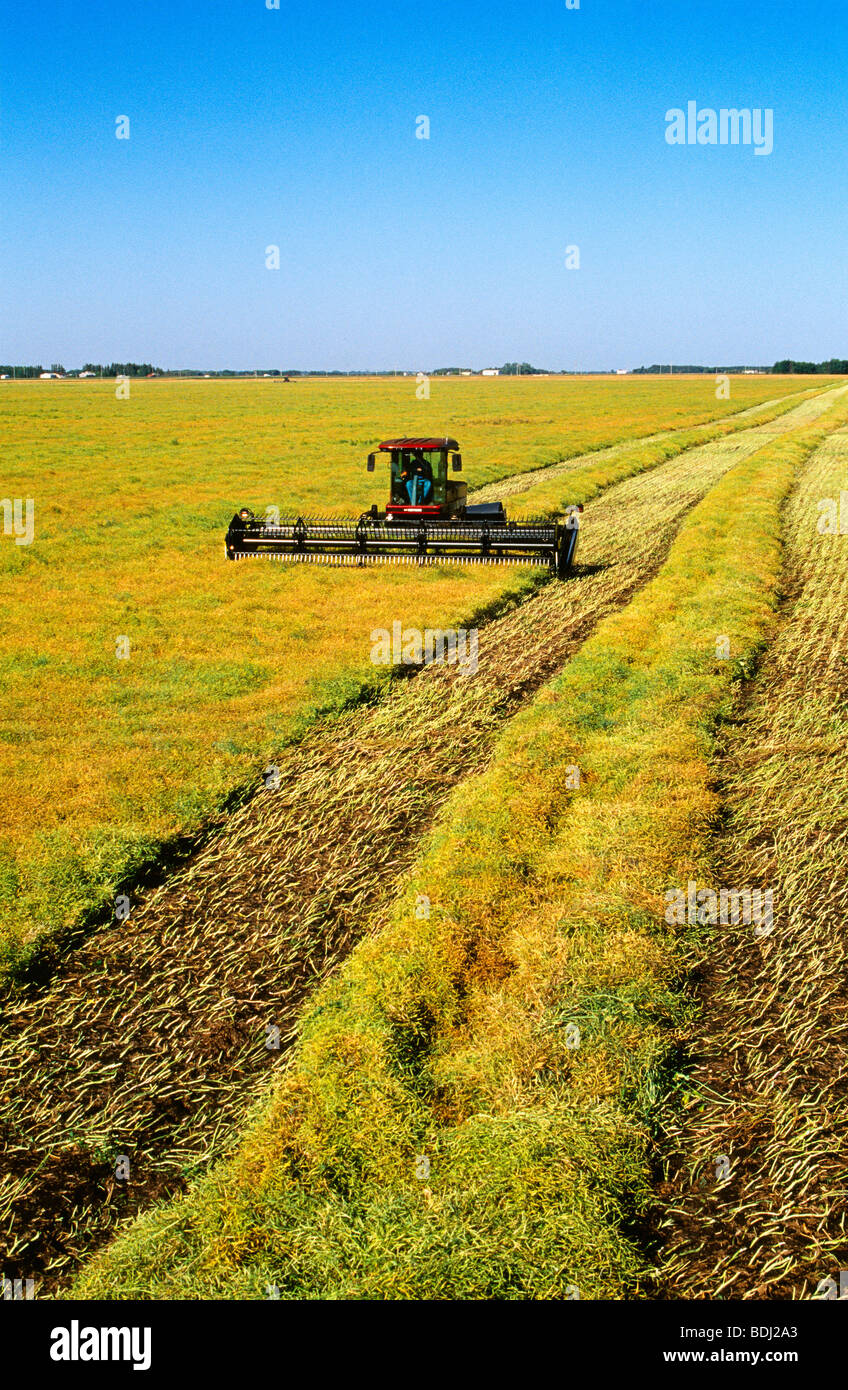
[390,451,446,505]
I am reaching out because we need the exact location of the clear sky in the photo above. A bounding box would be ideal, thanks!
[1,0,846,370]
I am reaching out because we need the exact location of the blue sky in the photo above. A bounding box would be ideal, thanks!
[1,0,846,370]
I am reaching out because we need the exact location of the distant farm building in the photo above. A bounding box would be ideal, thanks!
[481,368,499,376]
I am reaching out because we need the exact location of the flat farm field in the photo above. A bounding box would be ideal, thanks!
[0,373,833,969]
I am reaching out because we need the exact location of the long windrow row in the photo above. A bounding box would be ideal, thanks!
[657,423,848,1298]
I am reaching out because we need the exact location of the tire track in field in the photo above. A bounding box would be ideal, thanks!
[655,421,848,1300]
[2,385,845,1291]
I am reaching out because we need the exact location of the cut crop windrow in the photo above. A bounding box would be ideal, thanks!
[473,382,828,510]
[655,422,848,1300]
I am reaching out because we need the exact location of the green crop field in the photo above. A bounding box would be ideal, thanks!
[2,373,847,1304]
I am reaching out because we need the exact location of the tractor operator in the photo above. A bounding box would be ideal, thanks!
[400,451,434,505]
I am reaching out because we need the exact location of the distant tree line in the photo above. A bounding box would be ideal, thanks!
[84,363,157,376]
[632,364,768,374]
[632,360,848,375]
[772,358,848,374]
[0,363,161,377]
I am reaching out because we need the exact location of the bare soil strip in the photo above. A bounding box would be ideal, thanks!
[1,386,844,1291]
[655,424,848,1299]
